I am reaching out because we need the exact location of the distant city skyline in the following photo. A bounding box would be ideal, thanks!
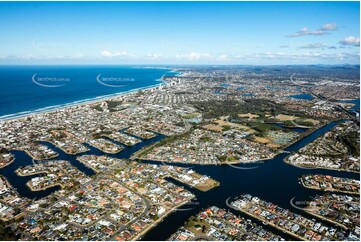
[0,1,359,65]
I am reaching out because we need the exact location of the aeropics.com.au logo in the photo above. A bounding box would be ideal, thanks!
[153,199,199,213]
[32,74,70,88]
[221,160,261,170]
[174,200,200,212]
[96,74,135,88]
[158,159,260,171]
[289,197,313,212]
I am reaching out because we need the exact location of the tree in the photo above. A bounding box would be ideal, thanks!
[0,223,17,241]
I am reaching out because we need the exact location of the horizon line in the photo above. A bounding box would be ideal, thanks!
[0,63,359,66]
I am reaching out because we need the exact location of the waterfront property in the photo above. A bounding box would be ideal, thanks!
[229,194,354,240]
[285,121,360,173]
[301,174,359,194]
[138,129,275,165]
[0,153,14,168]
[303,193,359,231]
[169,206,284,241]
[7,159,221,240]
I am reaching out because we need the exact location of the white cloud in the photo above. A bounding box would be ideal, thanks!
[244,51,359,63]
[299,43,326,49]
[176,52,212,61]
[298,43,336,50]
[145,53,163,60]
[100,50,134,58]
[288,23,337,37]
[320,23,337,31]
[1,48,358,65]
[288,27,325,37]
[218,54,228,61]
[339,36,360,46]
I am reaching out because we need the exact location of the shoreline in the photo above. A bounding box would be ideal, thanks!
[76,157,100,173]
[40,140,90,155]
[15,168,49,177]
[0,84,163,122]
[300,177,360,195]
[303,209,349,230]
[284,159,360,174]
[26,181,63,192]
[101,133,141,147]
[133,199,192,240]
[0,70,181,123]
[166,174,220,192]
[228,204,306,241]
[0,157,15,169]
[85,141,124,154]
[16,148,59,161]
[137,157,267,166]
[133,121,331,167]
[283,119,360,174]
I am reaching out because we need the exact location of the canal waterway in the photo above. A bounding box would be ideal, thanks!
[0,121,358,240]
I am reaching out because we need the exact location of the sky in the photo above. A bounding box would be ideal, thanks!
[0,1,359,65]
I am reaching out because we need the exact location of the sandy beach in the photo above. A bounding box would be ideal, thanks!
[0,76,171,123]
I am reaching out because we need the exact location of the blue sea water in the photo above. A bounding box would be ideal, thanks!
[0,66,174,119]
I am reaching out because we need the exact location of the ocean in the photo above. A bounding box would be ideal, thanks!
[0,65,175,120]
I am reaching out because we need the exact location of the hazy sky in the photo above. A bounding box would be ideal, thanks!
[0,1,359,65]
